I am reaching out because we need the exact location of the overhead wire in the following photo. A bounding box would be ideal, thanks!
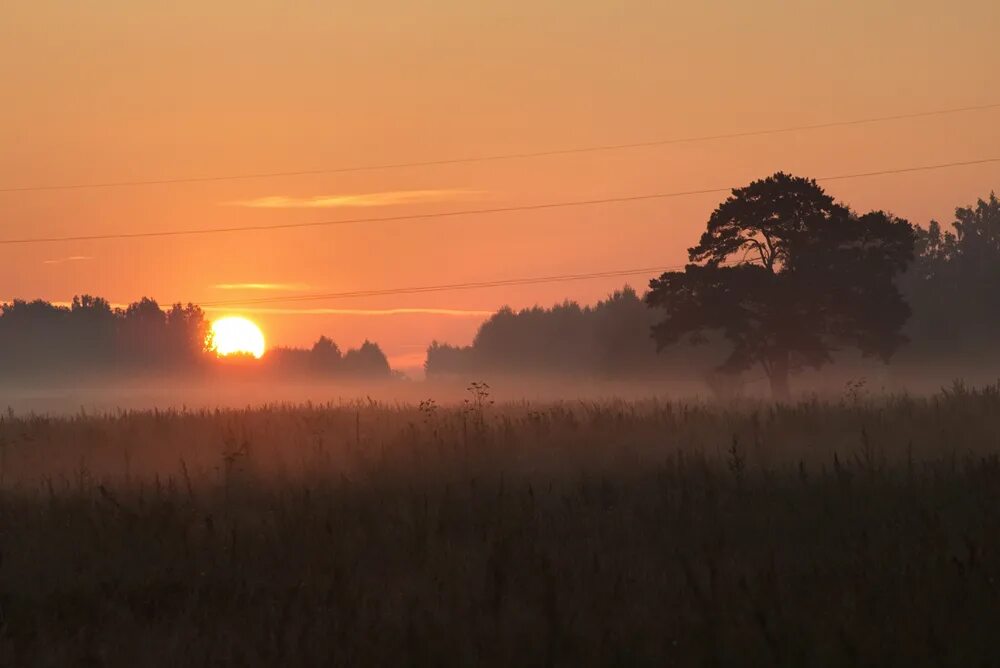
[198,264,695,307]
[2,156,998,246]
[1,101,997,194]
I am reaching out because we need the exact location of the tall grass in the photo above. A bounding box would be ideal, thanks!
[2,383,1000,665]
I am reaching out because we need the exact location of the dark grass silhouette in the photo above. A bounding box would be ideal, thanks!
[3,385,1000,665]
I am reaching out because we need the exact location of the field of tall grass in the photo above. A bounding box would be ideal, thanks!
[2,382,1000,665]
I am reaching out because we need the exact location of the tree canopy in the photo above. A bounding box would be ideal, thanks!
[646,172,915,398]
[903,192,1000,355]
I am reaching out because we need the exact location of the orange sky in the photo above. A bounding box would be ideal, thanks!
[2,1,998,373]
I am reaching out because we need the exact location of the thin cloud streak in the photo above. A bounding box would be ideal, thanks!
[213,283,312,291]
[225,189,485,209]
[201,306,493,317]
[43,255,93,265]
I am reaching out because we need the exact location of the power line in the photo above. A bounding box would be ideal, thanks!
[2,156,998,246]
[203,258,754,307]
[198,264,692,308]
[0,187,729,245]
[2,102,998,194]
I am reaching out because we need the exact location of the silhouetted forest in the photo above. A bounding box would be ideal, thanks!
[425,287,722,379]
[262,337,392,378]
[0,297,208,378]
[0,297,392,382]
[426,186,1000,387]
[902,192,1000,358]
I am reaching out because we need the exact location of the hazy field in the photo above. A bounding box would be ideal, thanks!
[3,383,1000,665]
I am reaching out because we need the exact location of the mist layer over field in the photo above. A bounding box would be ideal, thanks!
[0,359,995,415]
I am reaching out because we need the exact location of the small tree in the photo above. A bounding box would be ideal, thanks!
[646,172,915,399]
[310,335,343,373]
[341,340,391,377]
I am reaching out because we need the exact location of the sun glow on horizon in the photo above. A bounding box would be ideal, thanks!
[209,317,266,359]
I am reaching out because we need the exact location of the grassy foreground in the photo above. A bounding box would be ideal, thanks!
[2,384,1000,665]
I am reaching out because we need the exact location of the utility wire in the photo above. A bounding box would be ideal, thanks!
[2,102,998,194]
[0,187,728,245]
[198,265,691,307]
[202,259,757,308]
[2,156,998,246]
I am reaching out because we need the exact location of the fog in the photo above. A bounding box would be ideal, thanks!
[0,360,995,417]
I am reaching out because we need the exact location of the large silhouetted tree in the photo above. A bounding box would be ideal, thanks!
[646,173,915,398]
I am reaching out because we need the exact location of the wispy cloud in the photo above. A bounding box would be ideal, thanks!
[43,255,93,265]
[202,306,492,317]
[213,283,312,291]
[224,189,484,209]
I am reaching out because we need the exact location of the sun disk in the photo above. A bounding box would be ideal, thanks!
[209,316,266,359]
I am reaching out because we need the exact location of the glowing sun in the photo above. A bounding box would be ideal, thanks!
[209,317,266,359]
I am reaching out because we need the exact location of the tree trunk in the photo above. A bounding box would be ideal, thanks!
[766,350,791,401]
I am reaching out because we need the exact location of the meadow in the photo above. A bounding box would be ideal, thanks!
[2,382,1000,665]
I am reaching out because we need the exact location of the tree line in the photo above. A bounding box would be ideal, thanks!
[0,297,391,381]
[261,337,392,378]
[5,175,995,392]
[426,175,1000,397]
[424,288,723,380]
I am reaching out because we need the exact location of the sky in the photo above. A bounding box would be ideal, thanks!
[1,0,998,372]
